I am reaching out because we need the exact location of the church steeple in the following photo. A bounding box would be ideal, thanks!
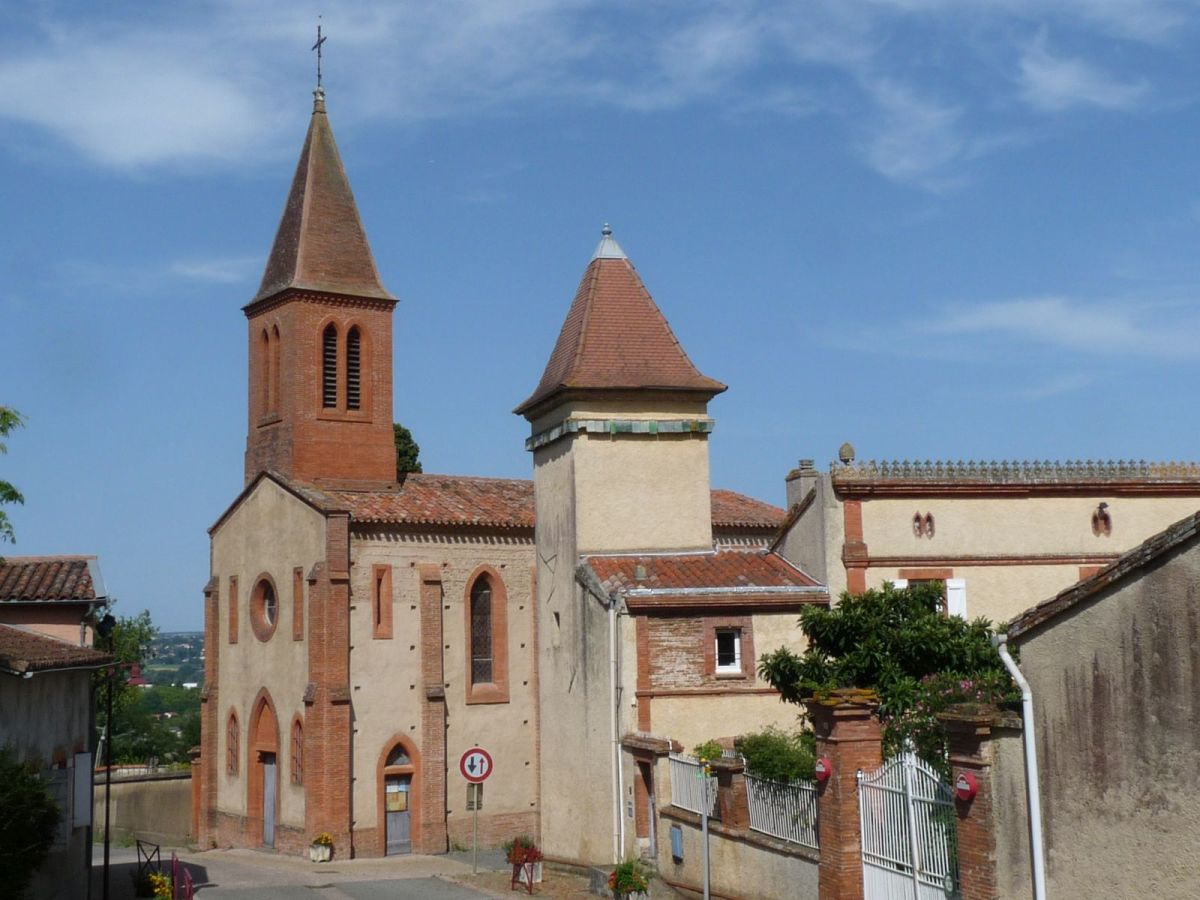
[251,90,393,305]
[243,91,397,487]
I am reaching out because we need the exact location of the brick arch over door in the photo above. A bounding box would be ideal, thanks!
[376,733,421,855]
[246,688,280,847]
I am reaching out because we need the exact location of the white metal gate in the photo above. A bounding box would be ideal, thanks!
[858,751,959,900]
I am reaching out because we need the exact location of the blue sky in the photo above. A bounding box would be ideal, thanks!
[4,0,1200,630]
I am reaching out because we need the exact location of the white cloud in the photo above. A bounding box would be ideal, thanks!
[922,296,1199,358]
[169,257,260,284]
[0,0,1180,185]
[858,79,966,188]
[1018,30,1148,111]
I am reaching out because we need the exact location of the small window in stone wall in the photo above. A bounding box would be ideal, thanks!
[227,712,239,776]
[290,719,303,785]
[715,628,742,673]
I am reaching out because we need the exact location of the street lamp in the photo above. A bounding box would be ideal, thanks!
[95,614,146,900]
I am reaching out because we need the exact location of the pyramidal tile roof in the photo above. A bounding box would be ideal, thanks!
[250,90,393,305]
[515,226,725,416]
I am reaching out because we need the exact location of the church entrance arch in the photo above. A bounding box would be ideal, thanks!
[247,690,280,848]
[378,736,421,855]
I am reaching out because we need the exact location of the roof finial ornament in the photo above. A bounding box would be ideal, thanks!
[591,222,627,261]
[312,17,328,108]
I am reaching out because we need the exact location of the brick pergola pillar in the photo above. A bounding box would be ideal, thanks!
[938,704,1021,900]
[806,690,882,900]
[710,757,749,829]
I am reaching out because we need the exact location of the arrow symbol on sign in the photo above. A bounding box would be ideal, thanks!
[469,758,478,774]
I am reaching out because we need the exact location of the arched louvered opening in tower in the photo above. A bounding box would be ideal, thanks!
[322,324,338,408]
[270,325,281,412]
[346,327,362,411]
[260,328,271,414]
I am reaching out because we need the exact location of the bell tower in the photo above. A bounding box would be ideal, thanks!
[243,88,397,486]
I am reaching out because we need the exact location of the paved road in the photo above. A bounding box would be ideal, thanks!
[92,845,508,899]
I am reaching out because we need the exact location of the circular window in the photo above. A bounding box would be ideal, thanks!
[250,577,279,642]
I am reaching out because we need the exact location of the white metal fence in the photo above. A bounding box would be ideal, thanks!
[669,754,718,818]
[858,751,959,900]
[745,773,819,849]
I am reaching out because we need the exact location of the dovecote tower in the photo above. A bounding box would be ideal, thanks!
[243,88,397,486]
[516,225,726,555]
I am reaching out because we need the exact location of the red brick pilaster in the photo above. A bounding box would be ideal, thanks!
[806,691,883,900]
[711,757,749,829]
[938,705,1020,900]
[635,615,651,731]
[419,564,448,854]
[305,512,353,855]
[842,500,868,594]
[198,576,220,846]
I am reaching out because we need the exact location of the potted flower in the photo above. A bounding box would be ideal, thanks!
[310,832,334,863]
[607,858,650,900]
[505,835,543,887]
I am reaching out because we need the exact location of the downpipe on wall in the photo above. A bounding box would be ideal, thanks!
[992,633,1047,900]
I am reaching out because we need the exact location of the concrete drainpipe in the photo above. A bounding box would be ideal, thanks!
[993,633,1047,900]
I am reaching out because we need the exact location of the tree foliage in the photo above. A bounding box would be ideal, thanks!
[759,581,1015,764]
[394,423,422,476]
[0,746,61,900]
[96,610,160,761]
[0,407,25,547]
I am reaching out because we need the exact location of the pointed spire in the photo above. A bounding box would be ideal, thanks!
[250,93,393,305]
[515,225,725,416]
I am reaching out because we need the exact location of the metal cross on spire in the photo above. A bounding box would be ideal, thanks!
[312,19,327,90]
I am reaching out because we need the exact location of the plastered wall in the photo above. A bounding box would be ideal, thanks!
[348,530,538,841]
[211,478,326,829]
[574,432,713,553]
[1011,539,1200,898]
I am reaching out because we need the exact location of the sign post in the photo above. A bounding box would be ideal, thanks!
[460,747,494,875]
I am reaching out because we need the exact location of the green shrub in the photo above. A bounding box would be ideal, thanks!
[0,746,61,900]
[691,739,723,762]
[735,728,816,782]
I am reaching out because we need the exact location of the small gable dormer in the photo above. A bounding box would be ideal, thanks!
[244,89,397,487]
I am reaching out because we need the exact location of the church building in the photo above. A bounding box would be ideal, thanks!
[197,86,823,864]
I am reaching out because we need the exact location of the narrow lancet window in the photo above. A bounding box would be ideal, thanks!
[470,577,493,684]
[346,327,361,410]
[322,324,338,408]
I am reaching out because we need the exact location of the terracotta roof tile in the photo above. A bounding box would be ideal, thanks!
[322,474,783,532]
[709,490,785,529]
[0,624,111,673]
[0,556,101,603]
[250,92,392,305]
[587,550,822,594]
[333,475,536,529]
[515,240,725,415]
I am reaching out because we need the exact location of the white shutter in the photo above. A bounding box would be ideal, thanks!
[889,579,909,589]
[73,753,92,828]
[945,579,967,618]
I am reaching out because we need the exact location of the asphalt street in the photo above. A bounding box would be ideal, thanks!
[91,844,510,899]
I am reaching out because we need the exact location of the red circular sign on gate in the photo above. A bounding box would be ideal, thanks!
[460,747,494,784]
[813,756,833,783]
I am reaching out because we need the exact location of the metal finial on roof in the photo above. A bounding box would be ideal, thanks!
[592,222,627,261]
[312,19,327,91]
